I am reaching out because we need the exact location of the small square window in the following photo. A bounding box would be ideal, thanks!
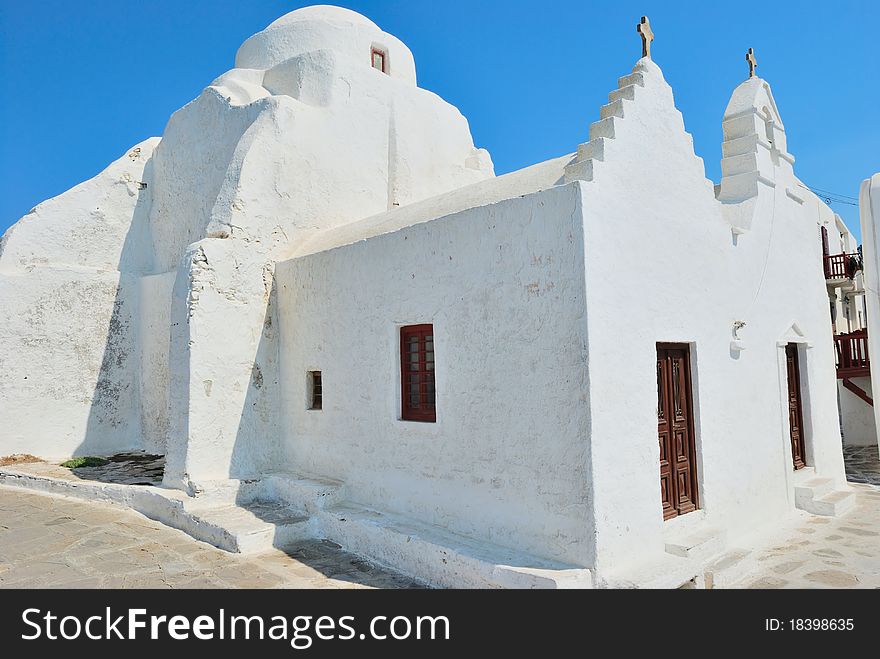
[308,371,322,410]
[371,48,387,74]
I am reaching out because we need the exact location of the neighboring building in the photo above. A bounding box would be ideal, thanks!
[0,7,859,587]
[821,213,874,448]
[859,173,880,453]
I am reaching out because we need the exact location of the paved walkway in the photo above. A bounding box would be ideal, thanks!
[843,445,880,486]
[731,483,880,588]
[2,445,879,589]
[0,487,420,589]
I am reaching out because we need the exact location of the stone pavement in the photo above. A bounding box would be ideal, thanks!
[2,447,880,589]
[0,487,421,589]
[63,452,165,486]
[843,445,880,486]
[731,483,880,588]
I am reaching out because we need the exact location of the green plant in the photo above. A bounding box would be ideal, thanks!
[60,456,109,469]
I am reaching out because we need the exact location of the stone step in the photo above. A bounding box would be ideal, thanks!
[181,500,311,554]
[577,137,607,162]
[608,84,637,103]
[664,528,727,563]
[617,71,645,88]
[564,158,594,183]
[600,99,626,120]
[807,490,856,517]
[260,473,345,513]
[703,549,756,589]
[794,477,835,501]
[318,504,592,589]
[184,479,262,509]
[589,117,616,140]
[601,552,701,589]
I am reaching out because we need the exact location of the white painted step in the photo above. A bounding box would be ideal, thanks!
[794,478,834,509]
[577,137,606,162]
[260,473,345,513]
[794,475,855,517]
[665,528,726,563]
[617,71,645,88]
[703,549,758,589]
[601,553,701,589]
[807,490,856,517]
[600,99,626,120]
[589,116,616,140]
[564,159,594,182]
[609,84,637,103]
[182,500,311,554]
[317,504,592,589]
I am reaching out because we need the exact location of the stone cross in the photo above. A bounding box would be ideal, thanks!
[637,16,654,59]
[746,48,757,78]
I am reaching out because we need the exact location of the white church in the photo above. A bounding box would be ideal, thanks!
[0,6,869,588]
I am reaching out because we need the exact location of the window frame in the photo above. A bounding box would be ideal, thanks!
[371,47,387,74]
[400,324,436,423]
[308,371,322,411]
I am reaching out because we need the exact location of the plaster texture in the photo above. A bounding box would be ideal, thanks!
[839,378,875,447]
[0,6,860,588]
[0,140,157,458]
[278,183,591,567]
[274,56,849,583]
[569,59,845,577]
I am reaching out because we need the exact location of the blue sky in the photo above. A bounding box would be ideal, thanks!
[0,1,876,239]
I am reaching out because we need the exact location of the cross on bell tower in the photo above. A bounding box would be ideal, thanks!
[637,16,654,59]
[746,48,758,78]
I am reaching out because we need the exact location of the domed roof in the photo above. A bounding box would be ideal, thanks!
[235,5,416,84]
[267,5,380,30]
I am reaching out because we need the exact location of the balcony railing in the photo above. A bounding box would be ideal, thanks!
[824,252,862,280]
[834,329,870,378]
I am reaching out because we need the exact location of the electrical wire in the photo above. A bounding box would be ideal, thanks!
[797,182,859,207]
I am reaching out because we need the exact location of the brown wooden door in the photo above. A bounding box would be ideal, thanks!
[785,344,807,470]
[657,344,699,520]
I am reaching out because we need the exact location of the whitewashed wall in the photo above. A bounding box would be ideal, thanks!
[277,183,594,567]
[164,239,281,490]
[0,140,158,459]
[0,270,141,458]
[838,378,875,446]
[147,6,492,274]
[576,60,845,574]
[859,173,880,452]
[139,271,175,454]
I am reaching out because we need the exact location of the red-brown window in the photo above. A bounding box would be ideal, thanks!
[400,324,435,422]
[371,47,387,73]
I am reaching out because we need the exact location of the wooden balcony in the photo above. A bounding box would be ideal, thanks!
[824,252,862,281]
[834,329,870,378]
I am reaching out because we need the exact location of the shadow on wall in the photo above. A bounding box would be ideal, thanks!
[230,272,281,482]
[229,273,295,554]
[76,157,156,458]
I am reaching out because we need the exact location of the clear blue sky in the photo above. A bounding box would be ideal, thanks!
[1,1,876,239]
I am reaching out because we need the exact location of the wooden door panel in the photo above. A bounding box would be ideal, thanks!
[675,429,688,460]
[657,345,699,520]
[657,356,676,518]
[785,344,807,470]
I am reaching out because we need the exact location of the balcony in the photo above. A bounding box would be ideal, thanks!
[824,252,862,281]
[834,329,870,378]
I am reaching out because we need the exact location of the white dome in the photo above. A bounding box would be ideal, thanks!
[267,5,380,30]
[235,5,416,84]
